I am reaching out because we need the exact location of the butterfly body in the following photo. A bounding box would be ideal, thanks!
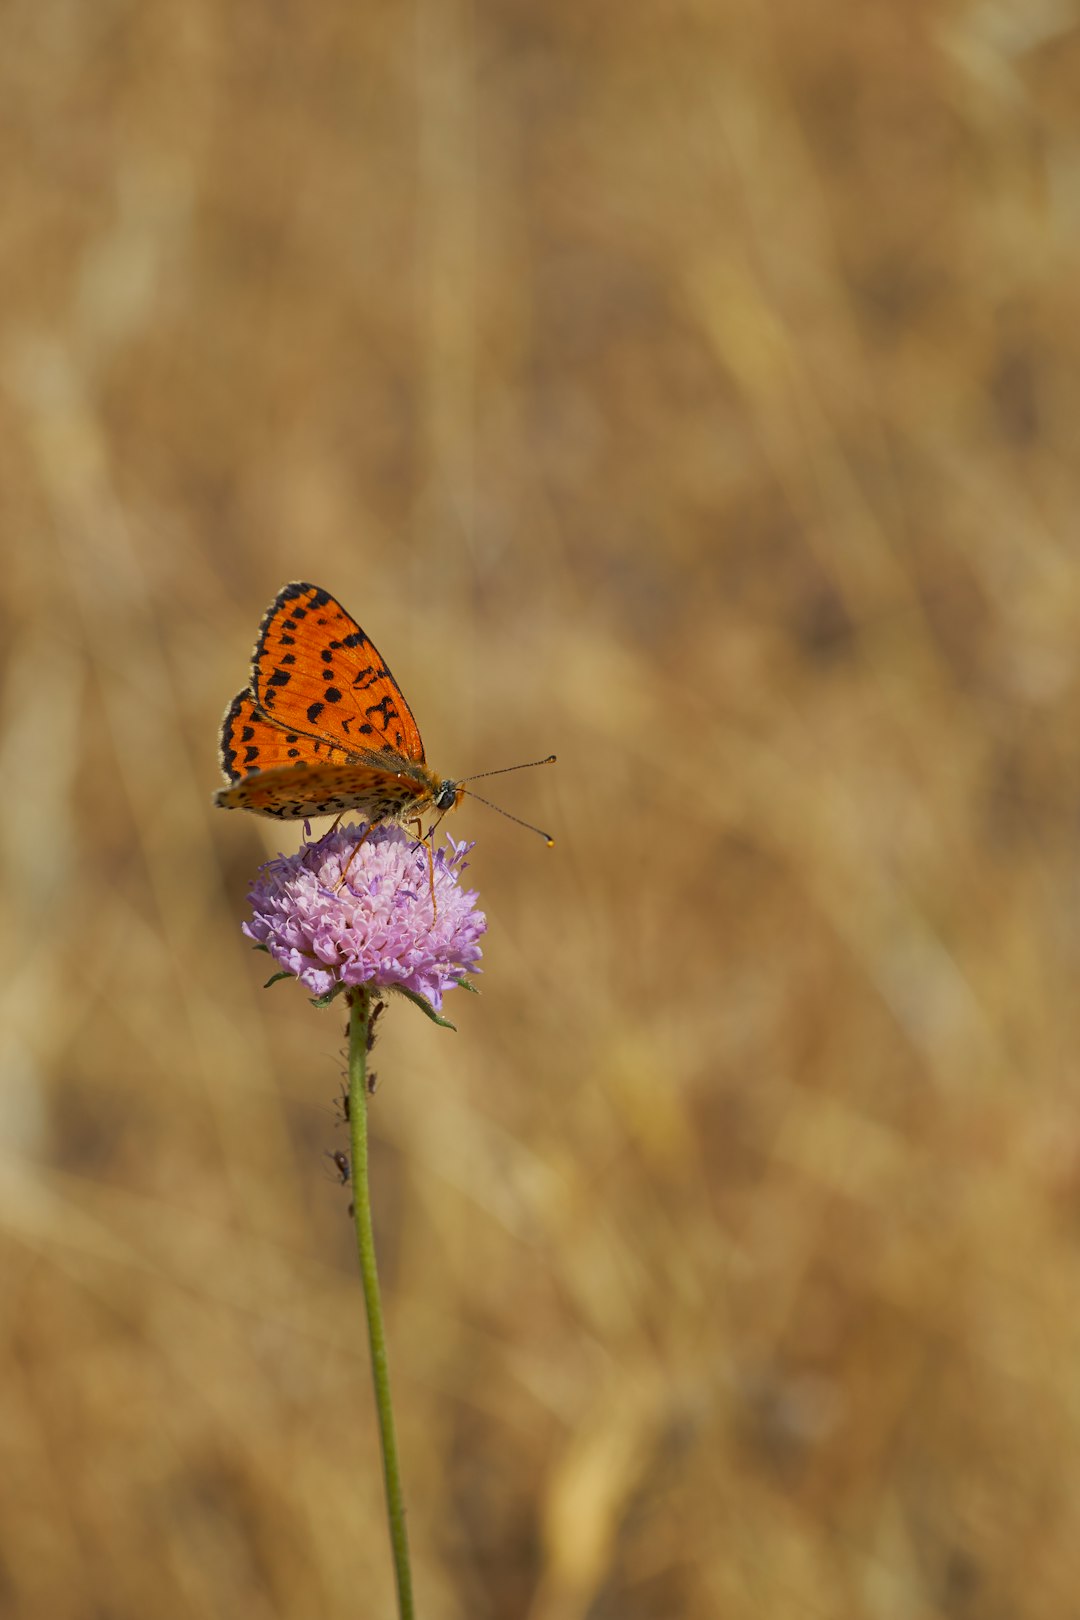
[215,582,465,827]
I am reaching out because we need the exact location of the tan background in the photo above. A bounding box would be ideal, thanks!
[2,4,1079,1617]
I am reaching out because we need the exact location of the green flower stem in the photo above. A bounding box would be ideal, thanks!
[348,987,415,1620]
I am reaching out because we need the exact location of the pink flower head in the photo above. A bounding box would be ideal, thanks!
[243,824,486,1011]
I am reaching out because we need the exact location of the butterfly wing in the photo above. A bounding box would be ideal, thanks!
[219,689,351,782]
[216,758,428,821]
[216,688,436,821]
[250,582,426,764]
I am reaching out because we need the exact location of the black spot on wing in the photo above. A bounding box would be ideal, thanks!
[365,694,399,727]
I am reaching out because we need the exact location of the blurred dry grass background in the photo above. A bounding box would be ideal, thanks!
[1,2,1079,1616]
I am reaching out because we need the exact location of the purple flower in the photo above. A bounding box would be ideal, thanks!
[243,824,486,1011]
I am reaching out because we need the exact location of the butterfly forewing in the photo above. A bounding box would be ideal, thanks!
[251,582,426,763]
[219,689,351,782]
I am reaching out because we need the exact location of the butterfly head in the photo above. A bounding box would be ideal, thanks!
[432,779,465,813]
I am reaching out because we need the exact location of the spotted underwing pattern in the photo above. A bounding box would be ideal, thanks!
[214,582,465,825]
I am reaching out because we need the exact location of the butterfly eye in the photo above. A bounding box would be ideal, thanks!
[433,781,460,811]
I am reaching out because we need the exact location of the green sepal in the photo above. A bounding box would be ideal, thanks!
[263,970,293,989]
[388,984,457,1030]
[310,980,350,1010]
[450,976,480,995]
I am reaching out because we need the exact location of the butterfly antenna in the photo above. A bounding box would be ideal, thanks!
[460,754,556,783]
[460,789,555,846]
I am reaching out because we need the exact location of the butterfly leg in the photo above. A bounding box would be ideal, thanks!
[407,816,438,921]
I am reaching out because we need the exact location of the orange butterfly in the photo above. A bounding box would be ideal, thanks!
[215,582,554,846]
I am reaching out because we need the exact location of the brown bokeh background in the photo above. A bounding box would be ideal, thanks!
[2,5,1079,1617]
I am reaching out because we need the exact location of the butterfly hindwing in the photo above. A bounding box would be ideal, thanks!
[250,582,427,764]
[216,759,430,821]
